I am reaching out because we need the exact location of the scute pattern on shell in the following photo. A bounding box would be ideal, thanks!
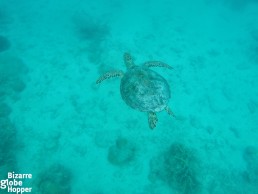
[120,66,170,112]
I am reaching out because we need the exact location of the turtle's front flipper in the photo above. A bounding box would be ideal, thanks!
[148,112,158,129]
[96,71,124,84]
[144,61,173,69]
[165,106,175,117]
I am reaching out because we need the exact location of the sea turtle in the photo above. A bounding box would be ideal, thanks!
[96,53,174,129]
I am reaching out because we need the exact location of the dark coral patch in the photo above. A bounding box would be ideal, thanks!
[108,137,136,166]
[149,143,201,194]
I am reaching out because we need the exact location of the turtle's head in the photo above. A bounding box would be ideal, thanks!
[124,52,135,69]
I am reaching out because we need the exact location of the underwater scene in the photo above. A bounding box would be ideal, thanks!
[1,0,258,193]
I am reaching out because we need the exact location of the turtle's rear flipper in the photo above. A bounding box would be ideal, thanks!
[144,61,173,69]
[148,112,158,129]
[96,70,124,84]
[165,106,175,118]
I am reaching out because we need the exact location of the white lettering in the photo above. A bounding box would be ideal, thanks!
[7,172,32,179]
[8,172,13,178]
[0,179,7,189]
[8,186,13,192]
[7,186,32,193]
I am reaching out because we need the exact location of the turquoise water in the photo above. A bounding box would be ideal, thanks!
[1,0,258,193]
